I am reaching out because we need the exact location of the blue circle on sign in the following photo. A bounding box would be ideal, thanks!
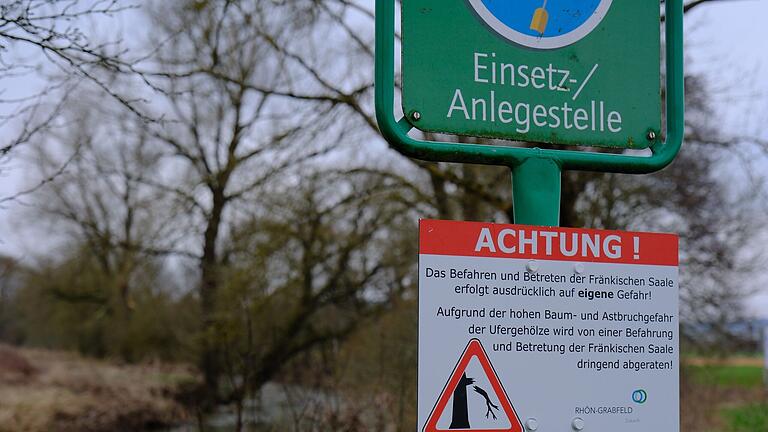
[632,389,648,404]
[467,0,613,49]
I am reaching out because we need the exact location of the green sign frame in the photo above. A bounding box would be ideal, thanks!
[401,1,661,150]
[374,0,684,226]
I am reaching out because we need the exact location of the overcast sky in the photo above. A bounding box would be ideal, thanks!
[2,1,768,316]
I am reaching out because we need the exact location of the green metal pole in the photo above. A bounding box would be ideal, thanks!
[511,158,561,226]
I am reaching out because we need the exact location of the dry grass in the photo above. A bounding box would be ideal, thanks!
[684,356,764,367]
[0,344,197,432]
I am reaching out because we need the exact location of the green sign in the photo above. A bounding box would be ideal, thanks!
[376,0,684,223]
[402,1,660,149]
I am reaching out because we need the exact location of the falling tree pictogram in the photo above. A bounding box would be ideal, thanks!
[448,372,501,429]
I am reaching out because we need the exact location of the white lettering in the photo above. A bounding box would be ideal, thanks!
[604,235,622,259]
[497,229,517,253]
[447,89,469,119]
[475,228,496,252]
[474,52,489,83]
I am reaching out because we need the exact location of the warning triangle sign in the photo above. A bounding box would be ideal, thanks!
[424,339,523,432]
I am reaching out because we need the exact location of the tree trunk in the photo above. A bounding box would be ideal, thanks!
[200,186,226,401]
[428,164,452,220]
[450,373,472,429]
[460,165,482,221]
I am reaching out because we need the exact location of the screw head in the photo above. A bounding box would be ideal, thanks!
[526,260,539,273]
[572,417,585,431]
[411,111,421,121]
[647,131,657,141]
[574,263,585,274]
[525,418,539,431]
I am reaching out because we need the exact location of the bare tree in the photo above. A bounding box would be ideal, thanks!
[32,101,178,309]
[129,0,361,402]
[0,0,149,203]
[214,170,416,429]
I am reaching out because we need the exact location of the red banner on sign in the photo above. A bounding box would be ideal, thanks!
[419,220,678,266]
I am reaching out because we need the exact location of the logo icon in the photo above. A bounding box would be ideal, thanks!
[467,0,614,49]
[632,389,648,404]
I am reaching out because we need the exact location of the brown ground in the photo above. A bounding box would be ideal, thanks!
[0,344,196,432]
[683,356,764,367]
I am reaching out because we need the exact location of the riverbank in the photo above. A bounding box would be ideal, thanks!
[0,344,196,432]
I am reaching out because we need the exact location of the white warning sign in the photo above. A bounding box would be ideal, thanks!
[418,220,679,432]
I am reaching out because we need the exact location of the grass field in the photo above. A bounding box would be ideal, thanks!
[721,404,768,432]
[682,359,766,432]
[689,364,765,389]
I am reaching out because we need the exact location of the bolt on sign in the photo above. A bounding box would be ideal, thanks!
[402,1,660,148]
[418,220,679,432]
